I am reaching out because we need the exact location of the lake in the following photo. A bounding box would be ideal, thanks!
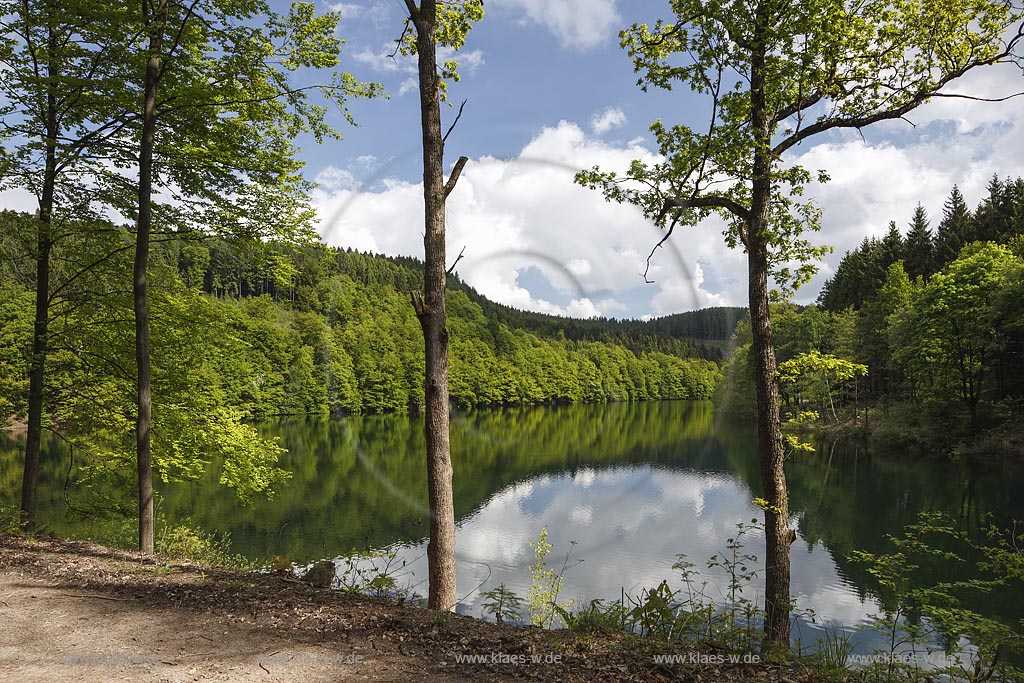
[3,401,1022,655]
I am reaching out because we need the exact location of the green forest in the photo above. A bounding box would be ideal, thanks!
[719,176,1024,456]
[0,208,726,421]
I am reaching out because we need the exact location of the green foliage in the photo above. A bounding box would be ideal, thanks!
[719,178,1024,449]
[0,504,22,535]
[598,519,767,649]
[575,0,1021,297]
[480,583,525,624]
[625,580,685,641]
[904,243,1022,421]
[777,351,867,422]
[527,528,576,628]
[0,228,293,512]
[162,240,726,414]
[397,0,485,98]
[806,626,855,682]
[157,521,256,570]
[335,547,414,599]
[0,282,32,424]
[849,513,1024,683]
[558,598,630,634]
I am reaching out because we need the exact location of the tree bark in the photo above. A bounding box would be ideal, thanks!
[748,239,794,650]
[749,4,793,650]
[20,20,60,533]
[134,0,167,554]
[408,0,457,611]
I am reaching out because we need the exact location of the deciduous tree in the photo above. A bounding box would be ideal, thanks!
[0,0,137,531]
[397,0,483,610]
[579,0,1021,648]
[121,0,378,552]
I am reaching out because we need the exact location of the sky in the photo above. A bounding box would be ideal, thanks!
[4,1,1023,319]
[308,0,1024,320]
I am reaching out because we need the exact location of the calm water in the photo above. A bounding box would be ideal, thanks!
[3,401,1022,653]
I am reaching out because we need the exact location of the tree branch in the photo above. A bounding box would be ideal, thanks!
[446,245,465,274]
[642,194,751,283]
[443,155,469,198]
[410,290,427,317]
[773,41,1021,156]
[928,90,1024,103]
[389,18,413,59]
[642,216,678,284]
[656,195,751,224]
[442,99,467,145]
[772,88,825,127]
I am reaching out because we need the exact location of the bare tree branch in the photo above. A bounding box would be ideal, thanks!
[928,90,1024,102]
[446,245,465,274]
[773,37,1022,156]
[443,155,469,198]
[642,215,679,283]
[442,99,467,145]
[642,194,751,283]
[389,17,413,59]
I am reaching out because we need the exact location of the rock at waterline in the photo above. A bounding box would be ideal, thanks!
[303,560,336,588]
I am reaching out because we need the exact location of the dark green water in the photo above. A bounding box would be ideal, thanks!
[2,401,1022,653]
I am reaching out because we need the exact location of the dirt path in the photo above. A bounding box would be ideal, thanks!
[0,534,819,683]
[0,573,424,683]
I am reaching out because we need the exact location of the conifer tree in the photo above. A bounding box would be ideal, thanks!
[934,186,975,267]
[905,204,935,281]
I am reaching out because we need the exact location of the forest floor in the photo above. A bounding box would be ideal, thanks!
[0,534,824,683]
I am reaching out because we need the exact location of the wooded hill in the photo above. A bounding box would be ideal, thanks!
[0,211,733,426]
[193,235,744,359]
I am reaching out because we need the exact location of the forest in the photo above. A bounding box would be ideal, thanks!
[0,209,725,420]
[718,176,1024,456]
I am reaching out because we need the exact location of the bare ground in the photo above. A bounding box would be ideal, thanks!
[0,534,821,683]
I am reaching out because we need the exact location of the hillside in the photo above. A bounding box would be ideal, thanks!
[195,236,744,360]
[0,212,737,424]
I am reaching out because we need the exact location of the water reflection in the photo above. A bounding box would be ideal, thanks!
[386,465,883,631]
[2,400,1022,651]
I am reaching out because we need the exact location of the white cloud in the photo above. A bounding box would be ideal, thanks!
[438,47,485,74]
[314,60,1024,317]
[329,2,390,27]
[0,188,39,214]
[649,260,735,316]
[566,258,591,276]
[352,45,485,92]
[352,45,415,74]
[591,107,626,135]
[314,165,357,192]
[492,0,620,50]
[314,119,734,317]
[397,77,417,96]
[566,297,601,318]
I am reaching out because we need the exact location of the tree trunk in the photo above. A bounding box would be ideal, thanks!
[749,9,793,649]
[748,241,794,651]
[134,0,167,554]
[409,0,457,611]
[20,22,60,533]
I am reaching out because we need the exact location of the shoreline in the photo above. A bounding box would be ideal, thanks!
[0,533,817,683]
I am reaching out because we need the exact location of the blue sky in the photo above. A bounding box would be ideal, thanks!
[306,1,1024,319]
[4,0,1021,319]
